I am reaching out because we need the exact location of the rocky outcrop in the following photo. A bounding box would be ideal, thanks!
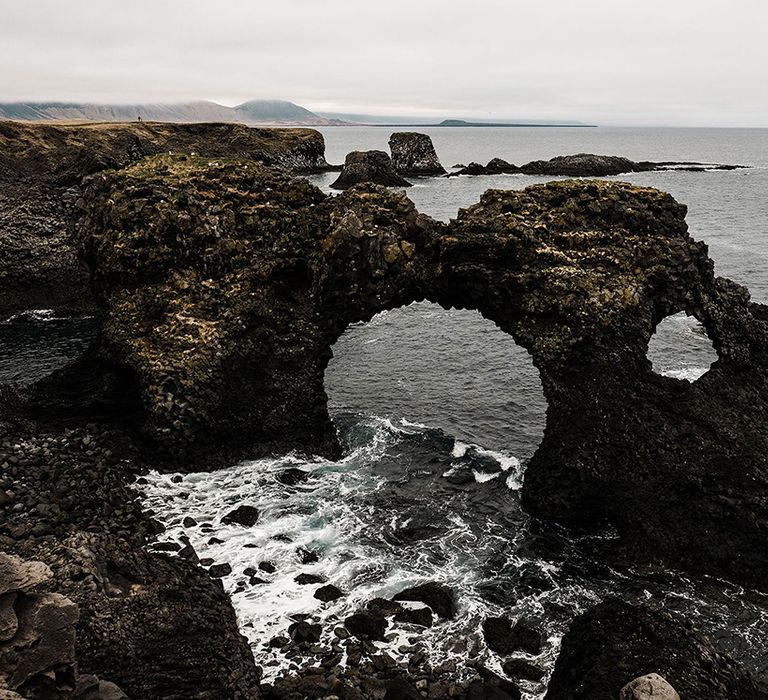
[448,153,744,177]
[388,132,446,176]
[0,120,331,321]
[0,424,261,699]
[0,552,130,699]
[545,599,766,700]
[330,150,412,189]
[23,156,765,590]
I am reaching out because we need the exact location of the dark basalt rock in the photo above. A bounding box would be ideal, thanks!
[544,599,766,700]
[482,617,543,656]
[388,132,446,176]
[448,152,745,177]
[0,428,261,699]
[221,505,260,527]
[393,582,456,619]
[57,156,768,589]
[344,611,388,640]
[314,584,344,602]
[0,120,331,321]
[330,150,412,189]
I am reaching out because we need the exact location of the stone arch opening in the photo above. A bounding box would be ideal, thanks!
[324,301,547,462]
[646,311,719,381]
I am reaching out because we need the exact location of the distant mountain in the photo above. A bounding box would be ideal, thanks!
[0,99,344,125]
[319,112,591,126]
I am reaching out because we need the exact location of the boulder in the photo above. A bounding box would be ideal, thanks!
[393,582,456,618]
[482,617,543,656]
[388,132,446,176]
[519,153,639,176]
[344,611,388,641]
[330,150,412,189]
[544,599,764,700]
[620,673,680,700]
[221,505,259,527]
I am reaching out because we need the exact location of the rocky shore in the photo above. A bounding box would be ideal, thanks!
[2,124,767,697]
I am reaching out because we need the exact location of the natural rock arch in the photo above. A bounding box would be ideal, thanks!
[44,153,768,589]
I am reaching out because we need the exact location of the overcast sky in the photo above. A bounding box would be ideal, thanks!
[1,0,766,126]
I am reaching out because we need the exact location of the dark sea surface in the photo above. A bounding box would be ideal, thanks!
[3,127,767,696]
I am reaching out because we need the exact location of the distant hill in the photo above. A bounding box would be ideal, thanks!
[319,112,591,126]
[0,99,345,125]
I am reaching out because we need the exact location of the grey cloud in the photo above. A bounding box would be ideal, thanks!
[0,0,765,125]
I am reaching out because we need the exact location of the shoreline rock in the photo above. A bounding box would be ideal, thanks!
[330,150,412,189]
[447,152,746,177]
[389,132,446,176]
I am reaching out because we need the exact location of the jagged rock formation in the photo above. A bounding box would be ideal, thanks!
[64,160,768,589]
[545,599,766,699]
[0,120,331,321]
[388,132,446,176]
[65,157,768,590]
[447,152,744,177]
[330,150,412,189]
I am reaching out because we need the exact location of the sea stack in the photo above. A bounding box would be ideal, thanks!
[388,132,447,176]
[330,150,412,189]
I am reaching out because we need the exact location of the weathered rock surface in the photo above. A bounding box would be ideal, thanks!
[61,159,768,589]
[0,120,331,320]
[0,427,261,699]
[388,132,446,176]
[545,599,765,700]
[620,673,680,700]
[447,152,745,177]
[330,150,412,189]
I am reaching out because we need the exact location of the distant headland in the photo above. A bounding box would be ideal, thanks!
[0,99,593,127]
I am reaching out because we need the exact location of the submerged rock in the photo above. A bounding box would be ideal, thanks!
[389,132,446,176]
[545,599,764,700]
[482,617,542,656]
[330,150,412,189]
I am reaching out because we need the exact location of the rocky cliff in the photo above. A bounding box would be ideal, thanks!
[61,155,768,592]
[0,121,331,320]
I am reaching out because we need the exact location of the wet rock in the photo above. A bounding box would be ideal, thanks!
[181,516,197,528]
[259,561,276,573]
[393,606,433,628]
[330,150,412,189]
[314,584,344,602]
[388,132,446,176]
[288,620,322,644]
[296,547,319,564]
[393,582,456,618]
[620,673,680,700]
[221,505,259,527]
[207,562,232,578]
[501,658,545,682]
[483,617,542,656]
[545,599,763,699]
[344,611,388,641]
[295,573,326,585]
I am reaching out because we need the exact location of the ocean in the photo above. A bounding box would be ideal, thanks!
[3,126,767,696]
